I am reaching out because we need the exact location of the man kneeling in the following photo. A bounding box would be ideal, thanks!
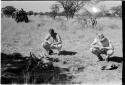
[90,33,114,61]
[42,28,62,55]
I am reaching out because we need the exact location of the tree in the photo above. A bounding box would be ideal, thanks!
[27,11,34,16]
[50,4,59,19]
[34,12,38,16]
[111,5,122,17]
[44,12,49,15]
[99,5,107,17]
[57,0,85,20]
[12,8,29,23]
[2,6,16,17]
[39,12,44,15]
[57,0,102,20]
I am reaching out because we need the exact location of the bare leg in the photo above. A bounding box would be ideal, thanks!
[106,49,114,62]
[90,47,104,61]
[42,42,51,55]
[50,44,62,55]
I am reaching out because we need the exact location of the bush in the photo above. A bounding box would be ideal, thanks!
[2,6,16,17]
[27,11,34,16]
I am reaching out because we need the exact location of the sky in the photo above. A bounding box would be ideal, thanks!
[78,1,121,14]
[1,1,122,13]
[1,1,56,12]
[96,1,121,10]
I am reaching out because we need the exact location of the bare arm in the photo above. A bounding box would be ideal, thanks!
[52,34,62,45]
[57,34,62,44]
[91,38,100,48]
[44,34,51,42]
[51,34,62,46]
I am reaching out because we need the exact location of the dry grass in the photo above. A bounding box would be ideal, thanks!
[1,15,123,84]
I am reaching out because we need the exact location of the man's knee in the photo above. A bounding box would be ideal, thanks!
[107,50,114,56]
[58,44,62,49]
[51,44,62,50]
[90,47,97,53]
[90,47,101,55]
[42,42,49,47]
[58,44,62,51]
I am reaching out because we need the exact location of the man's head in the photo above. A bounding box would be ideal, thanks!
[97,33,106,41]
[49,28,55,36]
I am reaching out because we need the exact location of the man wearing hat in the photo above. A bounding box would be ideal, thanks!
[42,28,62,55]
[90,33,114,61]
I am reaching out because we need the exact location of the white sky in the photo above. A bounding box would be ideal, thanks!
[78,1,121,14]
[1,1,122,12]
[1,1,56,12]
[97,1,121,10]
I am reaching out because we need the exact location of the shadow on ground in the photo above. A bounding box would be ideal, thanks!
[1,52,73,84]
[108,56,123,63]
[59,50,77,55]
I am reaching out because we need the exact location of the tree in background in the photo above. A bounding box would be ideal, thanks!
[50,4,59,19]
[34,12,38,16]
[44,12,49,16]
[57,0,101,19]
[111,5,122,17]
[39,12,44,15]
[57,0,85,20]
[2,6,16,17]
[27,11,34,16]
[99,5,107,17]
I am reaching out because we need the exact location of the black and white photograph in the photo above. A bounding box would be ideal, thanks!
[1,0,123,84]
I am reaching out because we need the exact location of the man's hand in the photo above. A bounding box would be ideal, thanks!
[101,48,107,51]
[50,43,57,49]
[99,46,104,49]
[92,45,106,50]
[91,45,100,48]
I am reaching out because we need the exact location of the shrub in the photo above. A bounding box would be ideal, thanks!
[2,6,16,17]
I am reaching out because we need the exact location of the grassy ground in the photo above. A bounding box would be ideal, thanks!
[1,15,123,84]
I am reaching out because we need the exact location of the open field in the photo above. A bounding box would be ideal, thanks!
[1,15,123,84]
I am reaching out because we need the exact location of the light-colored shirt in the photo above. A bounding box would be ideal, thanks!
[91,37,114,50]
[44,33,62,44]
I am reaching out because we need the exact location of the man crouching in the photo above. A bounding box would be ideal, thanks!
[42,28,62,55]
[90,33,114,61]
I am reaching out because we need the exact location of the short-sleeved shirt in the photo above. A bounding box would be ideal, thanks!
[44,33,62,44]
[92,37,111,47]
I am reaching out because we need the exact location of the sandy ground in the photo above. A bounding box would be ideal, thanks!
[1,15,123,84]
